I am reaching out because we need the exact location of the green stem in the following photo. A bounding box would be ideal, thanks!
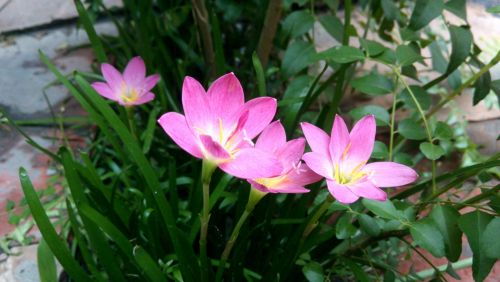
[388,76,399,161]
[301,196,334,241]
[200,160,216,282]
[392,67,436,192]
[125,106,137,141]
[215,188,266,281]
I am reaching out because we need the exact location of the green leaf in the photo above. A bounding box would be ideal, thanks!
[371,141,389,159]
[344,259,370,282]
[319,15,344,42]
[336,214,356,239]
[420,142,445,160]
[381,0,400,21]
[359,39,387,57]
[362,199,402,220]
[410,218,445,258]
[398,119,426,140]
[458,211,495,282]
[481,217,500,259]
[358,214,381,236]
[19,168,90,281]
[394,153,414,166]
[133,246,168,281]
[37,238,58,282]
[302,261,324,282]
[430,205,462,261]
[486,5,500,14]
[282,10,315,38]
[349,105,390,126]
[473,71,492,105]
[429,42,447,73]
[491,79,500,96]
[434,121,454,140]
[447,25,473,74]
[351,74,394,95]
[314,46,365,64]
[409,0,444,30]
[74,0,106,63]
[252,52,266,97]
[374,49,398,65]
[396,45,424,66]
[282,41,316,78]
[445,0,467,20]
[400,85,431,110]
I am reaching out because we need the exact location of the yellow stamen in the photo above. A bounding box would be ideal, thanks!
[121,87,139,103]
[255,175,288,189]
[341,142,351,160]
[218,118,224,143]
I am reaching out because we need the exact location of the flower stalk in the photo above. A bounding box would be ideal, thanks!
[125,106,137,140]
[215,187,266,281]
[200,160,216,281]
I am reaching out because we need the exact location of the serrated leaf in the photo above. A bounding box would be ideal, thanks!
[410,218,445,258]
[282,41,316,78]
[409,0,444,30]
[349,105,390,126]
[458,211,495,282]
[362,199,402,220]
[420,142,445,160]
[481,217,500,259]
[398,119,427,140]
[351,74,394,95]
[430,205,462,261]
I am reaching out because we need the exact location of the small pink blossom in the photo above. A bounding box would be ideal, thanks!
[248,121,322,193]
[301,115,418,204]
[92,56,160,106]
[158,73,282,179]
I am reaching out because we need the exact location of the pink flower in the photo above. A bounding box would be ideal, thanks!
[91,56,160,106]
[158,73,283,179]
[301,115,418,204]
[248,121,322,193]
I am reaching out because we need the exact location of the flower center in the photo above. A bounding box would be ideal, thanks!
[255,175,288,189]
[333,161,367,185]
[121,86,139,103]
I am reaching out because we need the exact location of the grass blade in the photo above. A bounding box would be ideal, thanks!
[74,0,107,63]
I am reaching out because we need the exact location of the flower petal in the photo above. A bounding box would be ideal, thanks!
[330,115,350,164]
[268,184,309,194]
[207,73,244,122]
[143,74,160,92]
[275,138,305,171]
[347,115,376,165]
[236,97,276,139]
[199,135,230,160]
[129,92,155,105]
[91,82,118,101]
[181,76,213,130]
[123,56,146,87]
[327,180,359,204]
[255,120,286,152]
[362,162,418,187]
[158,112,203,158]
[285,163,322,186]
[101,63,124,91]
[302,152,333,179]
[349,181,387,201]
[219,148,282,179]
[301,122,330,157]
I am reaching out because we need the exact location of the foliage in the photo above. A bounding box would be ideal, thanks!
[3,0,500,281]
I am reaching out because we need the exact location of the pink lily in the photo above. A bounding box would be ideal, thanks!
[91,56,160,106]
[158,73,282,179]
[301,115,418,204]
[248,121,322,193]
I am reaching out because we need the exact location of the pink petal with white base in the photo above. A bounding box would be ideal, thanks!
[300,122,330,157]
[158,112,203,158]
[275,138,306,171]
[286,164,322,186]
[302,152,333,179]
[238,97,277,139]
[219,148,282,179]
[255,120,286,153]
[143,74,160,92]
[181,76,213,130]
[128,92,155,106]
[363,162,418,187]
[92,82,118,101]
[349,181,387,201]
[268,184,309,194]
[101,63,124,90]
[327,180,359,204]
[123,57,146,87]
[199,135,231,160]
[347,115,376,165]
[207,73,244,122]
[330,115,350,163]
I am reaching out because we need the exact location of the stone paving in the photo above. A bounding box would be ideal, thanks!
[0,1,498,281]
